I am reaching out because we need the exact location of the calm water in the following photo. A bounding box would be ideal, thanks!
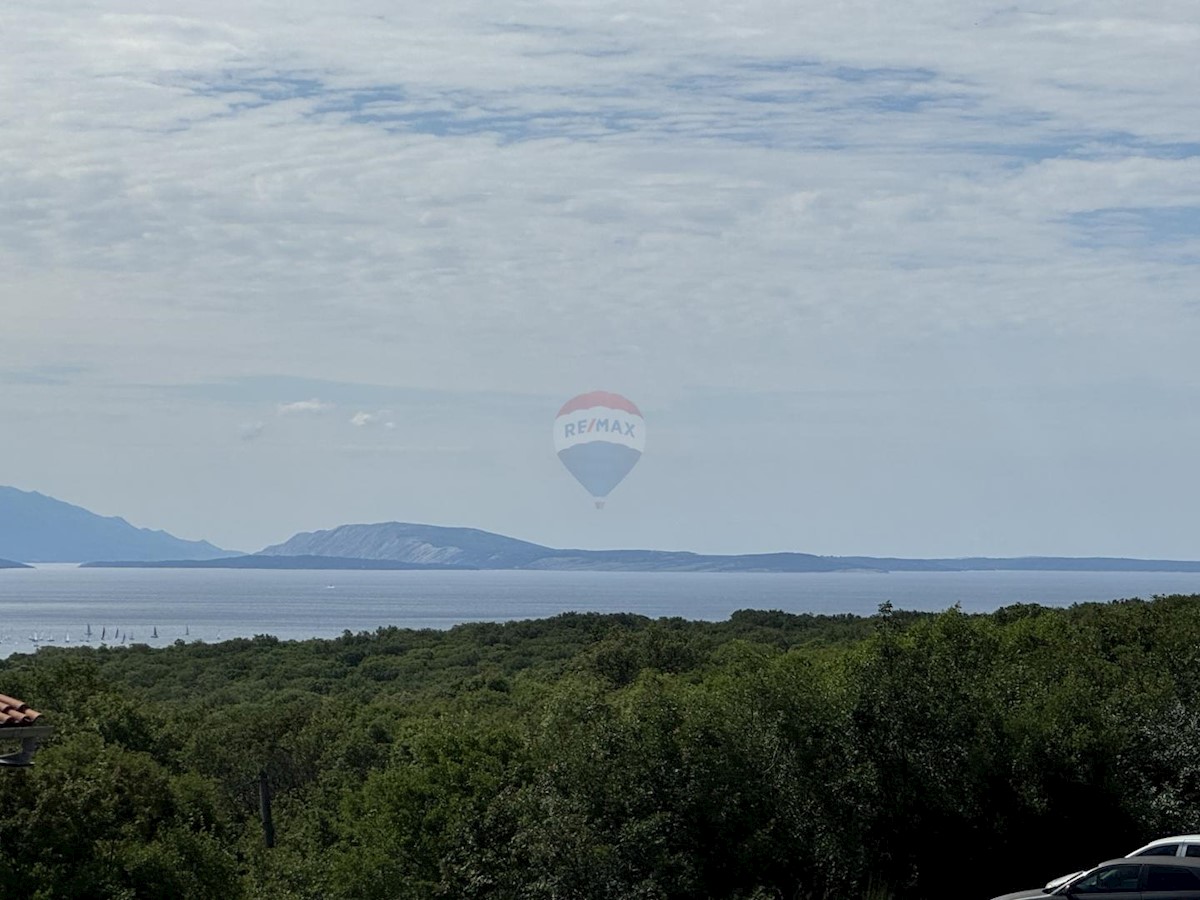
[4,565,1200,657]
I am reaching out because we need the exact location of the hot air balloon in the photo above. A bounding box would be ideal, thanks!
[554,391,645,508]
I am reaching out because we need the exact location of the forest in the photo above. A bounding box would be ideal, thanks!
[3,595,1200,899]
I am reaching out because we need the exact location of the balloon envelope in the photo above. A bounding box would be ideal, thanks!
[554,391,644,504]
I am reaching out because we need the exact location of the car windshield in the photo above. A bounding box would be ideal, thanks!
[1136,845,1181,857]
[1069,865,1142,893]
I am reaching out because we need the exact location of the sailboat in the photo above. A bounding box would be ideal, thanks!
[185,625,190,636]
[86,624,93,638]
[152,626,158,639]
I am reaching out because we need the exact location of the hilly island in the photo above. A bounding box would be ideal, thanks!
[85,520,1200,573]
[246,522,1200,573]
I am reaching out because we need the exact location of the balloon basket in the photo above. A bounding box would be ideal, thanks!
[594,499,606,510]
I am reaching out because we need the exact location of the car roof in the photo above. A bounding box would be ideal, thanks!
[1093,857,1200,870]
[1125,836,1200,857]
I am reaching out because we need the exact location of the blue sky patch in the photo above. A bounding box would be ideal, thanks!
[192,71,327,110]
[1069,206,1200,250]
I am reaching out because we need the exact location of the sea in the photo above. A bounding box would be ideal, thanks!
[4,565,1200,658]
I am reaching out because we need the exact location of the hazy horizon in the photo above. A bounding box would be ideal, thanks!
[3,2,1198,558]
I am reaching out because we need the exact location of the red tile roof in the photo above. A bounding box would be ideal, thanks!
[0,694,42,728]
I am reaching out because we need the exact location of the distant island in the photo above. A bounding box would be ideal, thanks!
[82,554,474,571]
[0,558,31,569]
[0,485,236,563]
[247,522,1200,574]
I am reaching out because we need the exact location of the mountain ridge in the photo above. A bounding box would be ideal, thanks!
[81,554,472,571]
[0,486,234,562]
[258,521,1200,573]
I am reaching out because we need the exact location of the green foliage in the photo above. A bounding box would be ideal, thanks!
[4,599,1200,897]
[0,733,240,900]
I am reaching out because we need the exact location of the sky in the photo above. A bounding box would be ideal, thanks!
[1,0,1199,557]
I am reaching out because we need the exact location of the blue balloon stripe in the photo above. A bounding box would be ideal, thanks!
[557,442,642,499]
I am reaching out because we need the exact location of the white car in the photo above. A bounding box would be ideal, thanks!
[1044,835,1200,890]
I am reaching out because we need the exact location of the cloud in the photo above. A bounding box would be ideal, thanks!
[238,420,266,441]
[4,0,1197,381]
[350,410,399,429]
[3,0,1200,555]
[276,399,333,416]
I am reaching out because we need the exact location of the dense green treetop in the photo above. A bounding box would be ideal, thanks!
[3,597,1200,899]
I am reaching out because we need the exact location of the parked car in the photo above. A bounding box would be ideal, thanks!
[991,856,1200,900]
[1045,835,1200,890]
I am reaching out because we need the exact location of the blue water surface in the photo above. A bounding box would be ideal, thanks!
[3,566,1200,657]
